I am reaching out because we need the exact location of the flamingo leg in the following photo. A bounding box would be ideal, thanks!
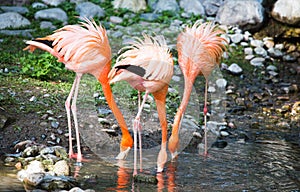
[71,73,83,163]
[203,80,208,156]
[153,85,168,172]
[133,91,149,175]
[65,73,81,159]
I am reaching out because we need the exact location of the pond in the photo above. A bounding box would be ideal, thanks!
[2,129,299,192]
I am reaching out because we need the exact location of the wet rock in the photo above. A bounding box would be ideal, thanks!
[216,78,227,89]
[133,173,157,184]
[179,0,205,16]
[112,0,146,13]
[75,2,105,18]
[227,63,243,75]
[34,8,68,23]
[271,0,300,25]
[0,12,30,29]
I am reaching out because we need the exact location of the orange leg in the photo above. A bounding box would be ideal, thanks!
[153,85,168,172]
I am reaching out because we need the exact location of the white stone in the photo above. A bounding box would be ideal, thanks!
[230,33,244,44]
[228,63,243,74]
[216,78,227,89]
[271,0,300,25]
[244,47,253,55]
[250,57,265,67]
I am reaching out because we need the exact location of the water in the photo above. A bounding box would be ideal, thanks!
[73,138,299,192]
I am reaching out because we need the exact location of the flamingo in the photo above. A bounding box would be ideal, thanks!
[108,34,173,175]
[168,21,227,158]
[23,18,133,163]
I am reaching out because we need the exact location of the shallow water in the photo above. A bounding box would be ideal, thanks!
[75,138,300,192]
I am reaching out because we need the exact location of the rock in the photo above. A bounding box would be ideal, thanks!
[267,47,283,58]
[53,160,69,176]
[250,39,264,47]
[98,118,110,125]
[140,13,159,21]
[250,57,265,67]
[230,33,244,44]
[110,16,123,24]
[0,29,33,37]
[203,0,222,16]
[34,8,68,23]
[216,78,227,89]
[283,54,297,62]
[263,37,274,49]
[51,121,59,129]
[32,2,48,9]
[216,0,264,30]
[24,172,45,186]
[0,113,8,129]
[179,0,205,16]
[244,47,253,55]
[75,2,105,18]
[271,0,300,26]
[0,6,29,14]
[254,47,267,57]
[41,0,66,6]
[112,0,146,13]
[155,0,179,12]
[40,21,56,30]
[266,65,277,71]
[227,63,243,75]
[0,12,30,29]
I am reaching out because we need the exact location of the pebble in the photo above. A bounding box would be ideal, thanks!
[51,121,59,129]
[250,39,264,47]
[216,78,227,89]
[227,63,243,75]
[29,96,37,102]
[98,118,110,125]
[250,57,265,67]
[230,33,244,43]
[254,47,267,57]
[244,47,253,55]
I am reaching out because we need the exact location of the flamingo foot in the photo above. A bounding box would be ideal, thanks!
[157,143,167,173]
[69,153,91,163]
[116,147,131,160]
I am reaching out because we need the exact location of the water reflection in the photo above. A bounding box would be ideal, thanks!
[77,138,300,192]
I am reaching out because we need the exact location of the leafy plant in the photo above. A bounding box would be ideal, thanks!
[20,52,69,81]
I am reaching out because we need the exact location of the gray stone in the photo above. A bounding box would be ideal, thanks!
[266,65,277,71]
[250,39,264,47]
[283,54,297,62]
[40,21,56,30]
[155,0,179,12]
[75,2,105,18]
[271,0,300,25]
[113,0,146,13]
[0,12,30,29]
[140,13,159,21]
[0,29,33,37]
[216,78,227,89]
[0,6,29,14]
[34,8,68,23]
[203,0,223,16]
[41,0,66,6]
[254,47,267,57]
[110,16,123,24]
[32,2,48,9]
[230,33,244,44]
[244,47,253,55]
[216,0,264,30]
[228,63,243,75]
[179,0,205,16]
[267,47,283,58]
[250,57,265,67]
